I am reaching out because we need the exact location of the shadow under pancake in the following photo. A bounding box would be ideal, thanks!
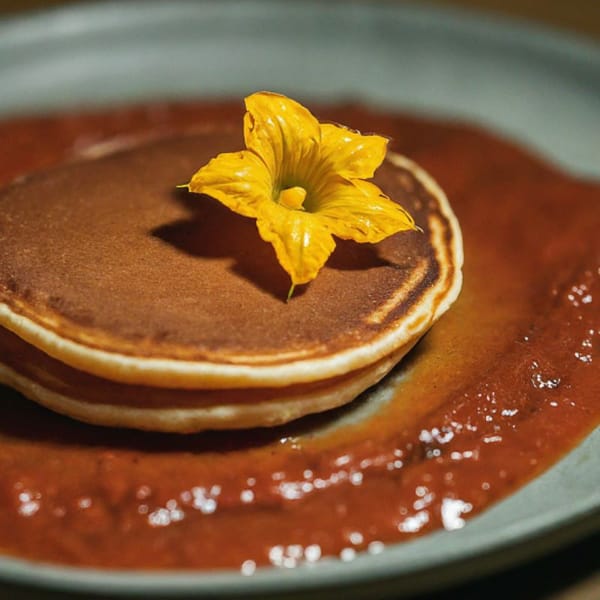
[152,190,396,301]
[0,342,425,455]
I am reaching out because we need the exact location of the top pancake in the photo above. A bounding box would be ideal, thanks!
[0,131,462,389]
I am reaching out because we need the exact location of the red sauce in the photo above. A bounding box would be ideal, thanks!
[0,102,598,570]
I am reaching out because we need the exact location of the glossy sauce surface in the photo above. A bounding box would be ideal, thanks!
[0,102,598,570]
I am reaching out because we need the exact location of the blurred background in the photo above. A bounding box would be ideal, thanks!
[0,0,599,40]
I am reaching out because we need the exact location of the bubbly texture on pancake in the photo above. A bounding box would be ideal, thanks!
[0,133,462,390]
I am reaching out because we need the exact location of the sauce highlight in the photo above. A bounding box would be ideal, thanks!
[0,102,598,570]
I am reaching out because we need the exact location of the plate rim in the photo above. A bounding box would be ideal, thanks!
[1,0,600,114]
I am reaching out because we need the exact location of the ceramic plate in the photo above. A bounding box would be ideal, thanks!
[0,1,598,598]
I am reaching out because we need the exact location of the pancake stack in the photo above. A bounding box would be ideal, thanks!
[0,130,463,432]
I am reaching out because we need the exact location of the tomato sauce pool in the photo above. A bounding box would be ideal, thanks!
[0,102,598,570]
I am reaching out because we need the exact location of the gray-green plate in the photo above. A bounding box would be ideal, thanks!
[0,1,598,598]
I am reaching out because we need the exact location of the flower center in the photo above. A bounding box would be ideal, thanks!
[278,186,307,211]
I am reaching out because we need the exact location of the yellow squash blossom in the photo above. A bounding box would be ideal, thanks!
[184,92,417,299]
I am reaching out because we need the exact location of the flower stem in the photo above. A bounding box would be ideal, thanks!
[286,283,296,302]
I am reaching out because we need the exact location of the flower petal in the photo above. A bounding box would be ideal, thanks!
[244,92,321,184]
[187,150,271,218]
[320,123,388,179]
[256,201,336,285]
[316,177,416,243]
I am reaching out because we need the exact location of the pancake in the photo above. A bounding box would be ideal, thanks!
[0,130,462,430]
[0,325,413,432]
